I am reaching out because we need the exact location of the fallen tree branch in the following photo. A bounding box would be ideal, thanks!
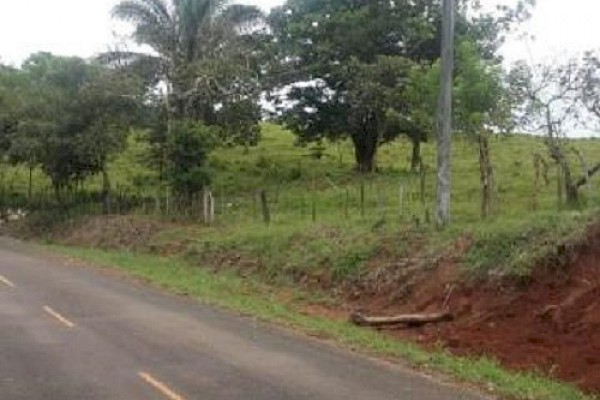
[350,311,453,328]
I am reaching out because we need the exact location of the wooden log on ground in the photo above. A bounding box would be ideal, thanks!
[350,311,453,328]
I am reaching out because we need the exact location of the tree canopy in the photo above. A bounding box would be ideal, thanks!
[0,53,143,197]
[110,0,267,132]
[266,0,535,172]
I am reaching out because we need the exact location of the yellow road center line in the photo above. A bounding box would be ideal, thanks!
[138,372,186,400]
[0,275,15,288]
[43,306,75,328]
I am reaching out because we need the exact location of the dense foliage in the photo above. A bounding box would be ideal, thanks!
[265,0,534,172]
[0,53,143,198]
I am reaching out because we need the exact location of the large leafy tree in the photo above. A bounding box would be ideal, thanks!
[5,53,142,200]
[268,0,440,172]
[283,56,418,173]
[0,65,30,201]
[0,65,24,156]
[267,0,535,173]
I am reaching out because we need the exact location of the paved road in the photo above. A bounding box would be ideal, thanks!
[0,238,484,400]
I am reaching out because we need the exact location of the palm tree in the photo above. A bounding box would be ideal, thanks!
[109,0,264,119]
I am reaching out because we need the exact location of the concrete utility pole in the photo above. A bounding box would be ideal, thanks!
[436,0,456,228]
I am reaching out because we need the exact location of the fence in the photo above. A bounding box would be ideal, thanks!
[0,156,598,230]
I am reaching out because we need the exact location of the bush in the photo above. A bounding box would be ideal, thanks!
[166,121,215,198]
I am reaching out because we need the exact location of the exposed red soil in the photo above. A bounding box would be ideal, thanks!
[431,254,600,392]
[345,226,600,393]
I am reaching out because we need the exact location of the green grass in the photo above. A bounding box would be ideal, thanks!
[48,244,594,400]
[9,124,600,282]
[180,221,387,285]
[463,209,599,277]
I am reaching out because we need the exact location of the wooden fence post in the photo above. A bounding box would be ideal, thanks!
[260,189,271,225]
[165,189,171,216]
[360,181,365,217]
[311,192,317,223]
[345,188,350,219]
[420,168,427,205]
[203,187,215,225]
[220,185,225,216]
[377,183,386,220]
[557,166,564,209]
[399,184,404,219]
[252,191,258,220]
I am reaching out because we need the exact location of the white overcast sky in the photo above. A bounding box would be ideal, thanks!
[0,0,599,66]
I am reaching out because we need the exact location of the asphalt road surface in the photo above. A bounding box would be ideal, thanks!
[0,238,485,400]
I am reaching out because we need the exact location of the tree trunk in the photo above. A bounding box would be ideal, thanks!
[544,109,579,206]
[547,140,579,205]
[170,80,187,120]
[436,0,456,228]
[411,139,422,172]
[53,182,62,204]
[351,130,378,173]
[102,169,112,214]
[159,149,165,183]
[478,134,494,219]
[564,169,579,205]
[28,162,33,203]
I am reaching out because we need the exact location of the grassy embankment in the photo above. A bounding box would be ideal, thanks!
[127,124,600,282]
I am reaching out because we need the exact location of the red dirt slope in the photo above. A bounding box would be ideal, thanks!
[432,248,600,392]
[354,226,600,393]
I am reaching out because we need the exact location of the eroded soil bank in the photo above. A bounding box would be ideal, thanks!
[349,225,600,393]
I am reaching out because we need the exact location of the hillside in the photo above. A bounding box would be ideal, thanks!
[121,124,600,226]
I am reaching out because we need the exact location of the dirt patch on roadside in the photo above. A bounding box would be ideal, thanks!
[346,236,470,314]
[339,225,600,393]
[56,215,173,251]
